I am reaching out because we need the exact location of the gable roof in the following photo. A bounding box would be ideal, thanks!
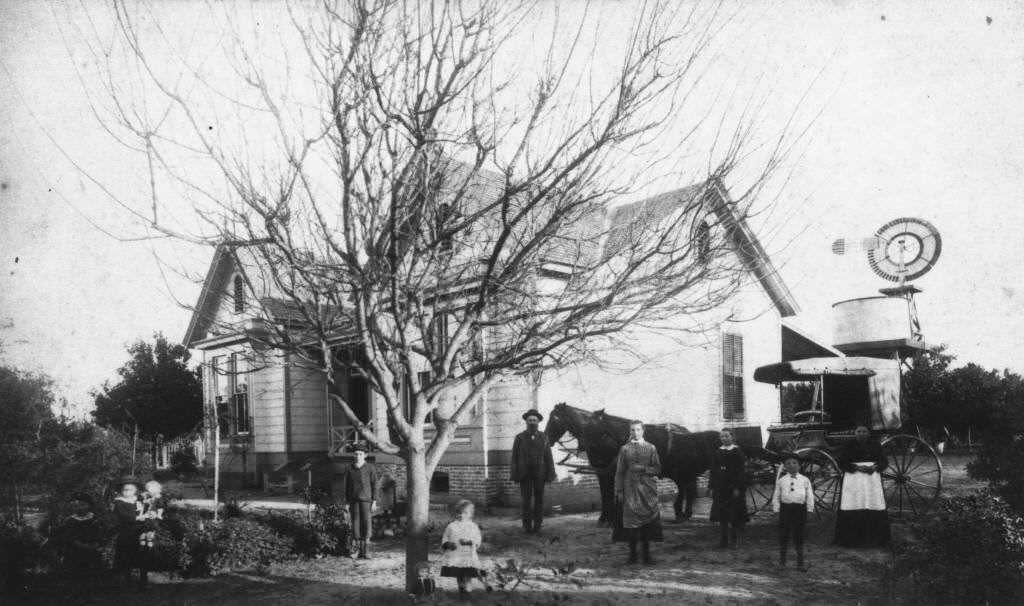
[182,246,233,348]
[184,178,798,348]
[604,180,799,318]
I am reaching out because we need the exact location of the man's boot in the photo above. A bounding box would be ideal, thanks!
[729,527,738,549]
[641,541,655,565]
[627,539,638,564]
[796,548,806,571]
[358,540,369,559]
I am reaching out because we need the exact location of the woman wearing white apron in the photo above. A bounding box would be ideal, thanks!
[835,425,891,547]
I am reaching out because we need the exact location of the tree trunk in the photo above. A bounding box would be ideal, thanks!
[404,451,431,594]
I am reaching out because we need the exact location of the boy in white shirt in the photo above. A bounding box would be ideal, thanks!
[772,452,815,571]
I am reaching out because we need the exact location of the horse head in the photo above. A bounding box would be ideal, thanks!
[544,402,571,444]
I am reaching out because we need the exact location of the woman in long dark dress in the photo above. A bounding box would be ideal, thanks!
[834,425,891,547]
[709,428,749,548]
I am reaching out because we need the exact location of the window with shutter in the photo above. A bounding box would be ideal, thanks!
[722,332,745,420]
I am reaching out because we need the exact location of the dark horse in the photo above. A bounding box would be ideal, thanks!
[544,403,720,525]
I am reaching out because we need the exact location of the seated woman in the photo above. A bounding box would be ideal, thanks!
[834,425,890,547]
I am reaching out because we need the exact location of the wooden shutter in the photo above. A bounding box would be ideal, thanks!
[722,332,745,420]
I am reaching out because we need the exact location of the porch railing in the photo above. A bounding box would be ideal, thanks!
[329,421,374,456]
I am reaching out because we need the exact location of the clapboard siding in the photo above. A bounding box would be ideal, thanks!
[484,376,537,452]
[250,353,287,453]
[288,361,329,452]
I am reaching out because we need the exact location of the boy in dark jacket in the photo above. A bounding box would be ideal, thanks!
[341,442,378,559]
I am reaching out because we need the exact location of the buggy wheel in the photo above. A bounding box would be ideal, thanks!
[744,448,780,515]
[881,434,943,518]
[794,448,842,513]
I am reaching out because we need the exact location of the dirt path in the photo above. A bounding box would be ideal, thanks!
[15,454,980,605]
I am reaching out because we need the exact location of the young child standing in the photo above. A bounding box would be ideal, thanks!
[57,493,105,599]
[709,428,749,548]
[139,481,166,548]
[439,499,484,599]
[111,476,147,589]
[771,452,815,571]
[139,480,166,577]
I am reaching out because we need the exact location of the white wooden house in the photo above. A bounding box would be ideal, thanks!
[182,180,802,509]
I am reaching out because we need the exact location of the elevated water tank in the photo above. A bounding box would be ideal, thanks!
[832,296,912,350]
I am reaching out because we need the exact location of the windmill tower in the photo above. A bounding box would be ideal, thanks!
[830,217,942,360]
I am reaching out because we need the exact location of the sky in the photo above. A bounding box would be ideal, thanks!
[1,1,1023,415]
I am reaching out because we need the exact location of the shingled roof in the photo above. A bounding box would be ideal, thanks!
[601,180,798,317]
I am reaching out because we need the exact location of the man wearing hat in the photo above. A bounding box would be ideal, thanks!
[510,409,556,534]
[340,442,378,559]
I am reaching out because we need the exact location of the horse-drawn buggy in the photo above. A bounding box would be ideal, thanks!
[749,355,942,518]
[545,354,942,523]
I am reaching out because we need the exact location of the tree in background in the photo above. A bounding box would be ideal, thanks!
[0,366,57,522]
[902,348,1024,512]
[967,369,1024,512]
[92,333,203,441]
[902,348,1006,446]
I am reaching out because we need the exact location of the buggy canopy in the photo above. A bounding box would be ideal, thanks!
[753,356,893,383]
[754,356,902,431]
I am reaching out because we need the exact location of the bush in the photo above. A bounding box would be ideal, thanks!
[77,502,349,579]
[264,503,350,558]
[898,492,1024,604]
[201,517,295,575]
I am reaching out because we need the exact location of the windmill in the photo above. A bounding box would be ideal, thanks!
[831,217,942,350]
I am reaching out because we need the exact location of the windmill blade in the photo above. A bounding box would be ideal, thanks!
[831,237,885,255]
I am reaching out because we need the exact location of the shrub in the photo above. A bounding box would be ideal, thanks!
[264,503,350,558]
[898,492,1024,604]
[203,517,295,574]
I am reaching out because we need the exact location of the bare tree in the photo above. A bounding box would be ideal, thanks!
[74,0,795,590]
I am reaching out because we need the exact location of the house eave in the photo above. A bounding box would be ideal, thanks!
[189,332,250,351]
[708,181,800,318]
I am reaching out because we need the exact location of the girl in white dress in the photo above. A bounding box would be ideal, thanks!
[440,499,484,597]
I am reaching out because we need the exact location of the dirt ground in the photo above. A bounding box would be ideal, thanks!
[14,454,982,606]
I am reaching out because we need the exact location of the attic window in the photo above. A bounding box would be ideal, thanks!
[695,221,712,264]
[436,203,456,252]
[233,275,245,313]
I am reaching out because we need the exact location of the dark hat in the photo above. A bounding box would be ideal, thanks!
[522,409,543,422]
[70,492,94,507]
[350,441,370,453]
[115,475,144,490]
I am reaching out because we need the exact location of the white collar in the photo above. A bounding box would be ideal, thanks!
[719,444,738,450]
[629,438,646,445]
